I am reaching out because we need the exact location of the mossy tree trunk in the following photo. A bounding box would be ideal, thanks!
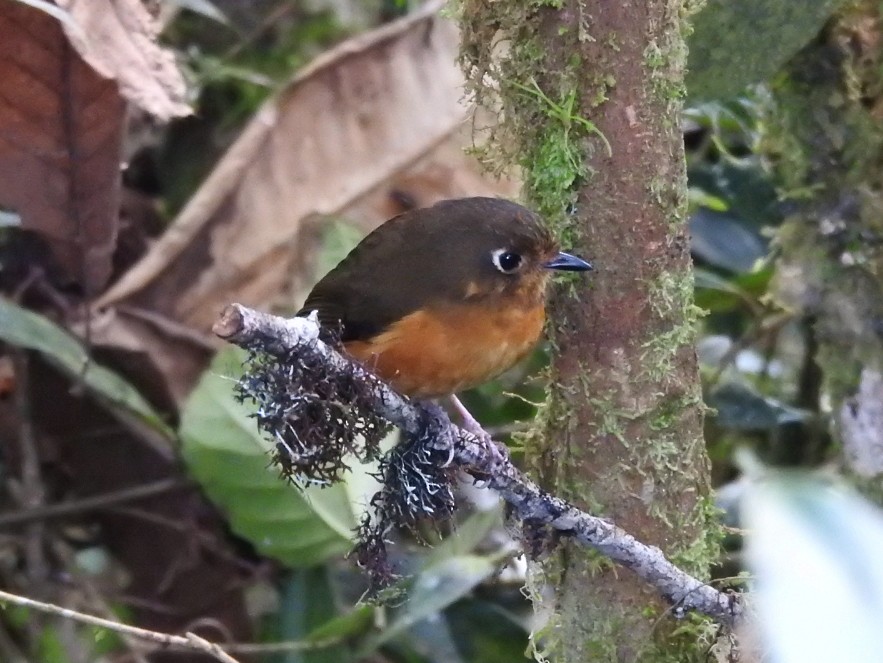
[765,0,883,483]
[461,1,715,661]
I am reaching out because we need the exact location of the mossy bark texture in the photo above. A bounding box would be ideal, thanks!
[461,1,714,661]
[766,1,883,482]
[686,0,847,102]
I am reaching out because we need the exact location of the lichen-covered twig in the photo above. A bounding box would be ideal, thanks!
[213,303,744,627]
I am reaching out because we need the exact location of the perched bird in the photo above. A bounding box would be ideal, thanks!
[297,197,592,407]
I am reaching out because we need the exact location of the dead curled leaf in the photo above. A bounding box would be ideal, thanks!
[0,0,126,294]
[94,0,473,330]
[57,0,191,120]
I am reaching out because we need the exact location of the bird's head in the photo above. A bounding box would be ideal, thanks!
[421,198,592,305]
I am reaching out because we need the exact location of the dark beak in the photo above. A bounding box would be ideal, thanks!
[543,251,593,272]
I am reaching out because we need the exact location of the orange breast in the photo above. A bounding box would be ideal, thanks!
[344,302,545,398]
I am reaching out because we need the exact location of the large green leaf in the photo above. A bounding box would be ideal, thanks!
[745,477,883,663]
[445,598,529,663]
[690,209,766,274]
[304,604,373,643]
[180,349,356,567]
[0,298,172,438]
[276,568,348,663]
[708,382,808,431]
[688,157,780,230]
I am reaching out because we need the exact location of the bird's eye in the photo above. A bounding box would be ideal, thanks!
[492,249,523,274]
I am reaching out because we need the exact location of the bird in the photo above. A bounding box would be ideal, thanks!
[297,197,592,425]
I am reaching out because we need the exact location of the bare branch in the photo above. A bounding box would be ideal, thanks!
[214,303,745,627]
[0,589,240,663]
[0,478,186,528]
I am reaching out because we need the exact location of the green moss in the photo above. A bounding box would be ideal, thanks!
[641,270,704,382]
[681,0,708,20]
[459,1,609,229]
[644,40,665,69]
[815,344,863,403]
[643,10,690,109]
[670,493,723,577]
[576,611,719,663]
[507,77,610,228]
[646,174,663,198]
[526,124,589,218]
[587,394,631,444]
[649,397,687,431]
[519,378,574,480]
[581,618,621,660]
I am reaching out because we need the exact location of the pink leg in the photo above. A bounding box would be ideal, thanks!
[449,394,487,437]
[449,394,508,469]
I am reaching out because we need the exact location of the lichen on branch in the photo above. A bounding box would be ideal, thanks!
[213,303,743,625]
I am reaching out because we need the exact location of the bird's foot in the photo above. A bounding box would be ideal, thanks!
[449,394,490,438]
[449,395,509,472]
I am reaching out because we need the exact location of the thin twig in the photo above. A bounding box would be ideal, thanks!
[213,303,746,627]
[11,352,48,648]
[0,479,187,528]
[223,638,344,655]
[0,589,241,663]
[50,538,151,663]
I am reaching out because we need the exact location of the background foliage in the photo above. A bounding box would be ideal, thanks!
[1,0,882,661]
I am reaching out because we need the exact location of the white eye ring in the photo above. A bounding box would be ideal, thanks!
[491,249,523,274]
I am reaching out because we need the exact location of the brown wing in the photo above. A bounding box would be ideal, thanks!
[297,209,448,342]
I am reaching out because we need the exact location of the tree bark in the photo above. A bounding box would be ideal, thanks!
[765,1,883,483]
[461,1,715,661]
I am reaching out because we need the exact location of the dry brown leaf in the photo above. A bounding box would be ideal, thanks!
[0,0,126,294]
[57,0,191,120]
[85,306,214,405]
[95,0,472,330]
[340,131,520,232]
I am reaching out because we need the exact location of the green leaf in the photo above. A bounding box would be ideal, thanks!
[276,568,346,663]
[694,267,753,314]
[399,616,465,663]
[445,599,529,663]
[305,604,373,642]
[319,221,366,276]
[708,382,808,431]
[37,625,69,663]
[424,508,502,567]
[745,477,883,663]
[0,298,173,439]
[362,554,497,652]
[690,208,766,274]
[180,349,354,567]
[689,157,780,230]
[688,187,729,212]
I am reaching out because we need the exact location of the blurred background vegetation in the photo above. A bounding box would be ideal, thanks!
[2,0,883,661]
